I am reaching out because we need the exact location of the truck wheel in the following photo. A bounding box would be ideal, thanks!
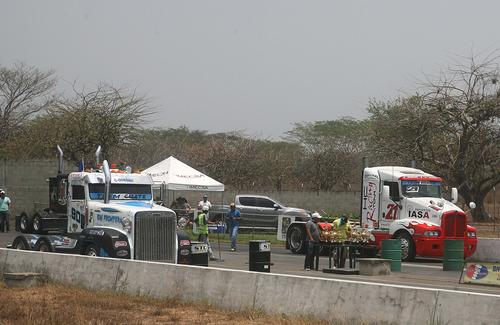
[287,225,306,254]
[395,231,416,261]
[84,244,99,257]
[32,214,44,234]
[35,240,52,252]
[19,213,32,233]
[12,237,29,250]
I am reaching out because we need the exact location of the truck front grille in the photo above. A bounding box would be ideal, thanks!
[134,211,177,262]
[442,212,466,238]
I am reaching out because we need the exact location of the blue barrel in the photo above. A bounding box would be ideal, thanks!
[381,239,402,272]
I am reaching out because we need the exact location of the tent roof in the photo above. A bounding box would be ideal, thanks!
[142,156,224,191]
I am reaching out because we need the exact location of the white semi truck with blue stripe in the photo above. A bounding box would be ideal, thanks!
[11,146,195,264]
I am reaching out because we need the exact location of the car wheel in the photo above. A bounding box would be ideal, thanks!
[287,225,306,254]
[12,237,29,250]
[84,244,99,257]
[19,213,31,233]
[395,231,416,261]
[32,214,43,234]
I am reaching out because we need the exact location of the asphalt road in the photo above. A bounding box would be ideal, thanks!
[1,231,499,295]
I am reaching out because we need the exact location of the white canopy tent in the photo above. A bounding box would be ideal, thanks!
[142,156,224,192]
[142,156,225,211]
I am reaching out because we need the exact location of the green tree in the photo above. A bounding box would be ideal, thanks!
[286,118,370,191]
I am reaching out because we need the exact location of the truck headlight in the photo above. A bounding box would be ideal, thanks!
[121,217,132,233]
[424,231,439,237]
[467,232,476,237]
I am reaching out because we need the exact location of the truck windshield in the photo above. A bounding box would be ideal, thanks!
[401,180,441,198]
[88,184,152,200]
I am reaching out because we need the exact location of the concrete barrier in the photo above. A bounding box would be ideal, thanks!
[1,248,499,324]
[469,238,500,262]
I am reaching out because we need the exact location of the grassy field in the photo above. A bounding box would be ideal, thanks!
[184,228,285,246]
[0,281,341,325]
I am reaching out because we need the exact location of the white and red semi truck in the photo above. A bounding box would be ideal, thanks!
[361,166,477,261]
[282,165,478,261]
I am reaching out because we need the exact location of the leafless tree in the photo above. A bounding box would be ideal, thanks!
[17,83,153,163]
[0,62,56,141]
[370,53,500,221]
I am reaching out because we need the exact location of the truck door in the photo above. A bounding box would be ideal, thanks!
[380,181,400,230]
[67,183,87,233]
[362,175,379,229]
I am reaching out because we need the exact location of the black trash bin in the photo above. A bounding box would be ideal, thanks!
[249,240,271,272]
[358,244,378,258]
[190,241,209,267]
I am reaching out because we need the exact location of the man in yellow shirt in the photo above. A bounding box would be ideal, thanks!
[196,206,216,261]
[333,215,351,268]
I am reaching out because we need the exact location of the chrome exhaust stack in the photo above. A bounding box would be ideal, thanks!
[95,145,102,166]
[103,160,111,204]
[57,145,64,174]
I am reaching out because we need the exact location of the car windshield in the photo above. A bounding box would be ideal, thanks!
[88,184,152,200]
[401,180,441,198]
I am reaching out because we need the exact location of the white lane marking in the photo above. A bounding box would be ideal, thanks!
[402,263,444,269]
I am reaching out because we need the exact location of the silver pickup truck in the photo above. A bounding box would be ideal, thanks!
[211,194,310,231]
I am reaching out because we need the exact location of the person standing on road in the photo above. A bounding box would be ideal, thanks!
[304,212,322,271]
[226,203,241,251]
[197,206,216,260]
[0,190,11,232]
[333,215,351,268]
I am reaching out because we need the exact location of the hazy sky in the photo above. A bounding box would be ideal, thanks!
[2,1,499,138]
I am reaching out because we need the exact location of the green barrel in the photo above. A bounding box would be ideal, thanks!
[443,239,464,271]
[381,239,401,272]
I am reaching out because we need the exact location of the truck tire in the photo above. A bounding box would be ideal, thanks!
[12,237,29,250]
[35,240,52,252]
[32,213,44,234]
[287,225,306,254]
[395,231,416,261]
[84,244,99,257]
[19,213,32,233]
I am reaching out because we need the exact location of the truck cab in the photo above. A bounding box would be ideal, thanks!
[361,166,477,260]
[12,157,187,264]
[61,169,178,261]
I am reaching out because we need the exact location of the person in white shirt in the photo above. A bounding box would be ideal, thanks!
[197,194,212,223]
[198,194,212,210]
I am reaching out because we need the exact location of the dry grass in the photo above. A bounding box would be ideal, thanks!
[0,281,343,325]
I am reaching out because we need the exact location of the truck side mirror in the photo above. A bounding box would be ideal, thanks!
[273,203,280,210]
[451,187,458,204]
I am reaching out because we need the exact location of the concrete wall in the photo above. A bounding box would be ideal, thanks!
[173,190,360,215]
[469,238,500,262]
[1,248,499,324]
[0,159,78,216]
[0,159,361,217]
